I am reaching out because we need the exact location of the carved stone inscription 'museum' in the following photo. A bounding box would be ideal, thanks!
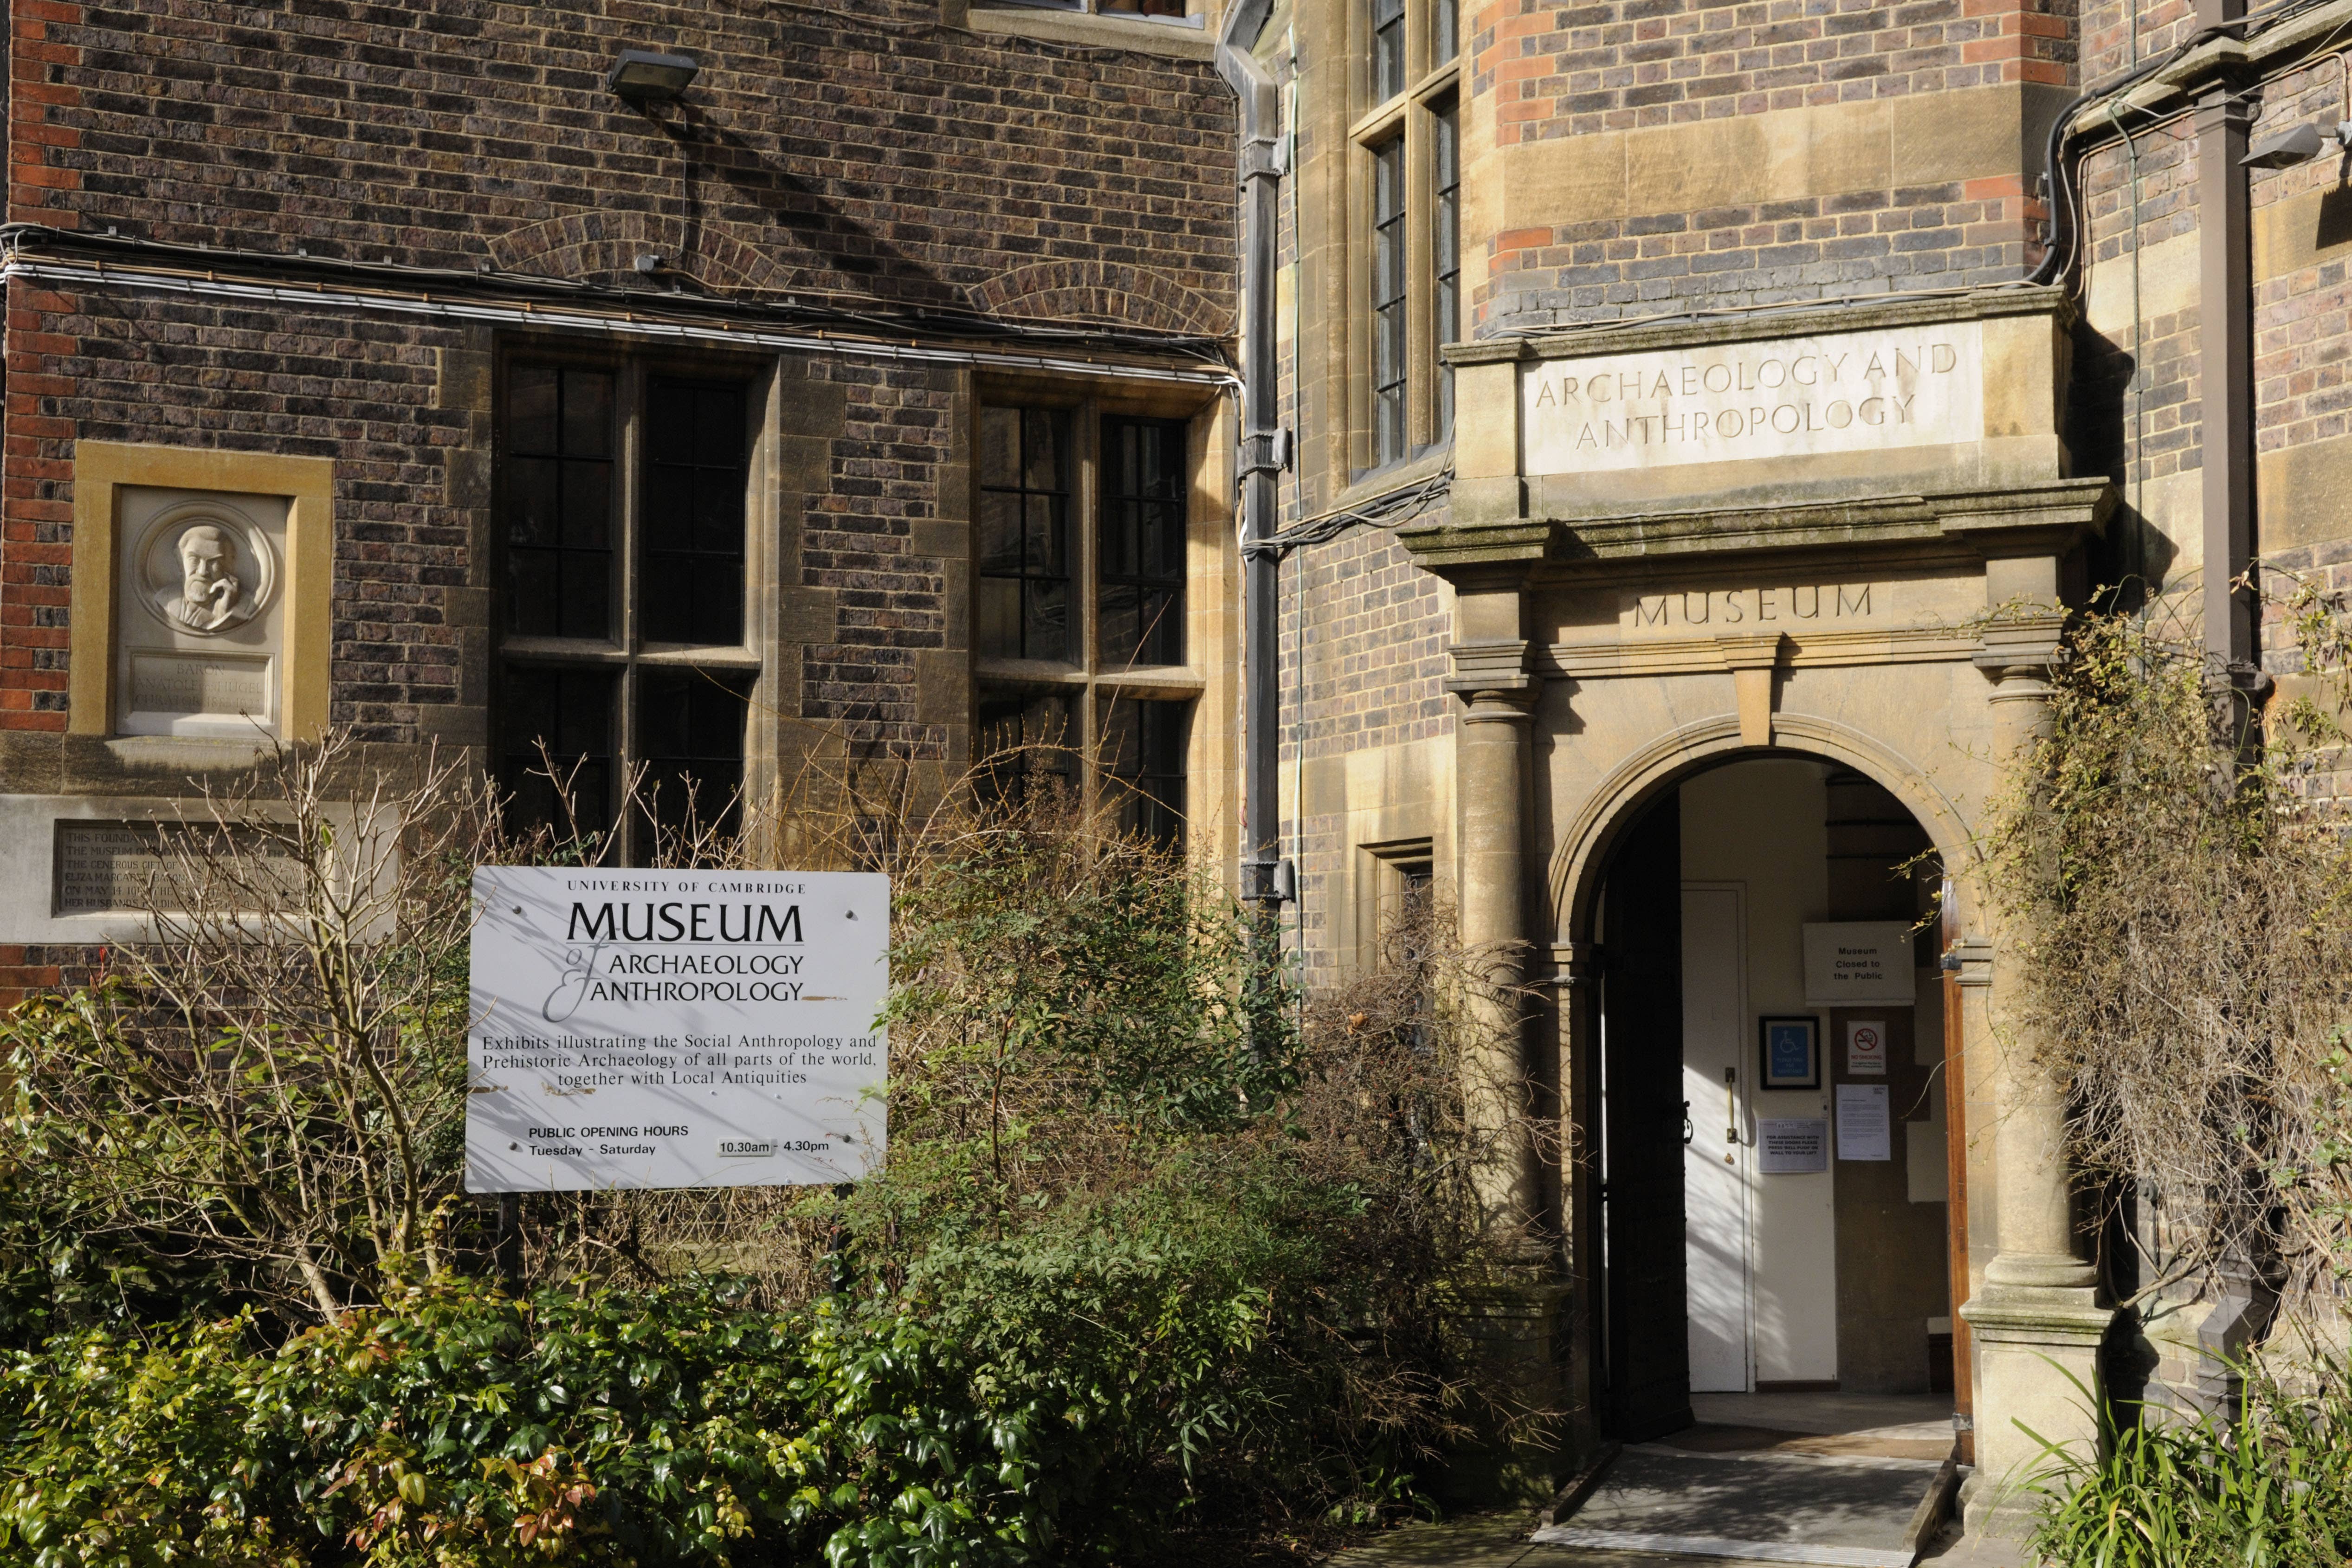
[1523,322,1984,475]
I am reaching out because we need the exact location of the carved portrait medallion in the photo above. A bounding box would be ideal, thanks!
[134,499,278,638]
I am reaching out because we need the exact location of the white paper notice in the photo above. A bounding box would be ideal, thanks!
[465,866,889,1193]
[1846,1019,1888,1076]
[1802,921,1919,1006]
[1837,1084,1892,1161]
[1758,1118,1829,1174]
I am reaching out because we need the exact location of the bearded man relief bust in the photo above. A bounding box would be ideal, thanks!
[160,523,249,634]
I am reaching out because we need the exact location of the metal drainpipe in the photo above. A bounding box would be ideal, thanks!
[2197,0,2257,683]
[1216,0,1288,906]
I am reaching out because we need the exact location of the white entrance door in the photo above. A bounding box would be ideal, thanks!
[1682,884,1751,1392]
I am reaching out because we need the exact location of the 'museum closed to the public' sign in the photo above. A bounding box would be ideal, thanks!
[465,867,889,1193]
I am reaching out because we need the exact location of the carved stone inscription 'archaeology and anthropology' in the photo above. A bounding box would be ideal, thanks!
[1522,323,1984,475]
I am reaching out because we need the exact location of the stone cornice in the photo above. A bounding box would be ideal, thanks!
[1397,478,2113,581]
[1443,285,2073,368]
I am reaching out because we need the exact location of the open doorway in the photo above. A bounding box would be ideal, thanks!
[1593,756,1959,1445]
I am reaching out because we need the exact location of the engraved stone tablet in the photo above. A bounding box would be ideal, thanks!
[114,486,288,738]
[52,819,300,916]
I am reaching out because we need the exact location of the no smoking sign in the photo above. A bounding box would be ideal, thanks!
[1845,1019,1888,1076]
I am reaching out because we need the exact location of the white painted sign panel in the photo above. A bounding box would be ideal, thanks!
[1845,1019,1888,1076]
[466,867,889,1193]
[1836,1083,1893,1162]
[1758,1118,1829,1175]
[1803,921,1918,1006]
[1523,322,1984,475]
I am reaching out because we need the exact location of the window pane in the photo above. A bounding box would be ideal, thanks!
[1372,138,1409,466]
[504,364,614,640]
[1434,97,1462,439]
[641,379,747,646]
[1100,416,1188,668]
[1102,697,1189,849]
[498,665,615,838]
[975,690,1077,813]
[1373,0,1406,100]
[977,407,1072,661]
[636,669,749,844]
[1434,0,1457,63]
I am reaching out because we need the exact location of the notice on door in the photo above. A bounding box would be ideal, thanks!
[1845,1019,1888,1076]
[465,867,890,1194]
[1803,921,1918,1006]
[1836,1084,1892,1161]
[1758,1118,1829,1174]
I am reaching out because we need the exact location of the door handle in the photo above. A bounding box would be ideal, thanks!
[1682,1100,1694,1145]
[1723,1067,1739,1162]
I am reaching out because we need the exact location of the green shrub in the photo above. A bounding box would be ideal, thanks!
[2026,1363,2352,1568]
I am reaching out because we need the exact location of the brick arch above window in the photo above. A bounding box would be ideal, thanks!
[486,213,790,296]
[969,260,1232,337]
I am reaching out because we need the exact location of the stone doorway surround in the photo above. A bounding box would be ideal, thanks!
[1396,288,2117,1535]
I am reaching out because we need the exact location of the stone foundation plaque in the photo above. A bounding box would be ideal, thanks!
[52,819,299,916]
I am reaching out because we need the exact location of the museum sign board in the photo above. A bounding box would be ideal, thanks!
[466,867,889,1193]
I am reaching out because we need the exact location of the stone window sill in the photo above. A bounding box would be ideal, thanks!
[965,7,1217,59]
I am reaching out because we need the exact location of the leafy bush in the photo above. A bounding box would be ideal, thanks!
[0,742,1524,1562]
[2025,1364,2352,1568]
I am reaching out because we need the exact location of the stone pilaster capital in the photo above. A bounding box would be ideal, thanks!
[1447,638,1536,720]
[1538,940,1600,988]
[1973,611,2068,696]
[1945,933,1993,988]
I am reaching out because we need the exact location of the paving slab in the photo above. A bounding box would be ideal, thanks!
[1530,1445,1936,1568]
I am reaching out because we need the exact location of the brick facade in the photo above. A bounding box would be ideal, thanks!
[0,0,1246,993]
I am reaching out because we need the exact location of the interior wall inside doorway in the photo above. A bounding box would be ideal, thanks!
[1679,759,1952,1396]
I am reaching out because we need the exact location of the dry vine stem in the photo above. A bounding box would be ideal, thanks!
[1984,580,2352,1343]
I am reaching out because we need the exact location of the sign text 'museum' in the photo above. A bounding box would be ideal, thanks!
[1523,322,1984,475]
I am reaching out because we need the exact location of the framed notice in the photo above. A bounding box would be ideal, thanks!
[465,866,890,1193]
[1759,1015,1821,1090]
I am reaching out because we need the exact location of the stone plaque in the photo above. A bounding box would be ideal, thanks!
[115,486,288,738]
[127,652,271,721]
[1523,321,1984,475]
[52,819,299,916]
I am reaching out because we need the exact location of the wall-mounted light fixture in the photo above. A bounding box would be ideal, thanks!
[607,48,700,103]
[2242,119,2352,170]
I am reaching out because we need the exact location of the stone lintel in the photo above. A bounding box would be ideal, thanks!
[1406,479,2111,581]
[1510,285,2073,365]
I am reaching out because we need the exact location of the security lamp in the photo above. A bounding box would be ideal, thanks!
[607,48,699,103]
[2242,119,2352,169]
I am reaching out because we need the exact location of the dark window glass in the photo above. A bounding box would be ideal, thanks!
[1372,136,1408,466]
[505,365,614,640]
[499,665,616,836]
[1373,0,1406,100]
[976,407,1072,662]
[1434,98,1462,439]
[642,380,748,646]
[1434,0,1457,63]
[1102,698,1189,849]
[1099,417,1188,668]
[636,669,749,843]
[976,690,1078,812]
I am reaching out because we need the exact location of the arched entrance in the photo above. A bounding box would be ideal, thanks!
[1570,747,1967,1453]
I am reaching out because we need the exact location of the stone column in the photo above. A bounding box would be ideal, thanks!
[1436,572,1570,1507]
[1960,610,2114,1533]
[1448,582,1541,1243]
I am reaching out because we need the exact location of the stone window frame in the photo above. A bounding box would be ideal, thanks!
[970,375,1225,847]
[1355,836,1435,972]
[68,442,335,743]
[490,343,780,861]
[1349,0,1463,478]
